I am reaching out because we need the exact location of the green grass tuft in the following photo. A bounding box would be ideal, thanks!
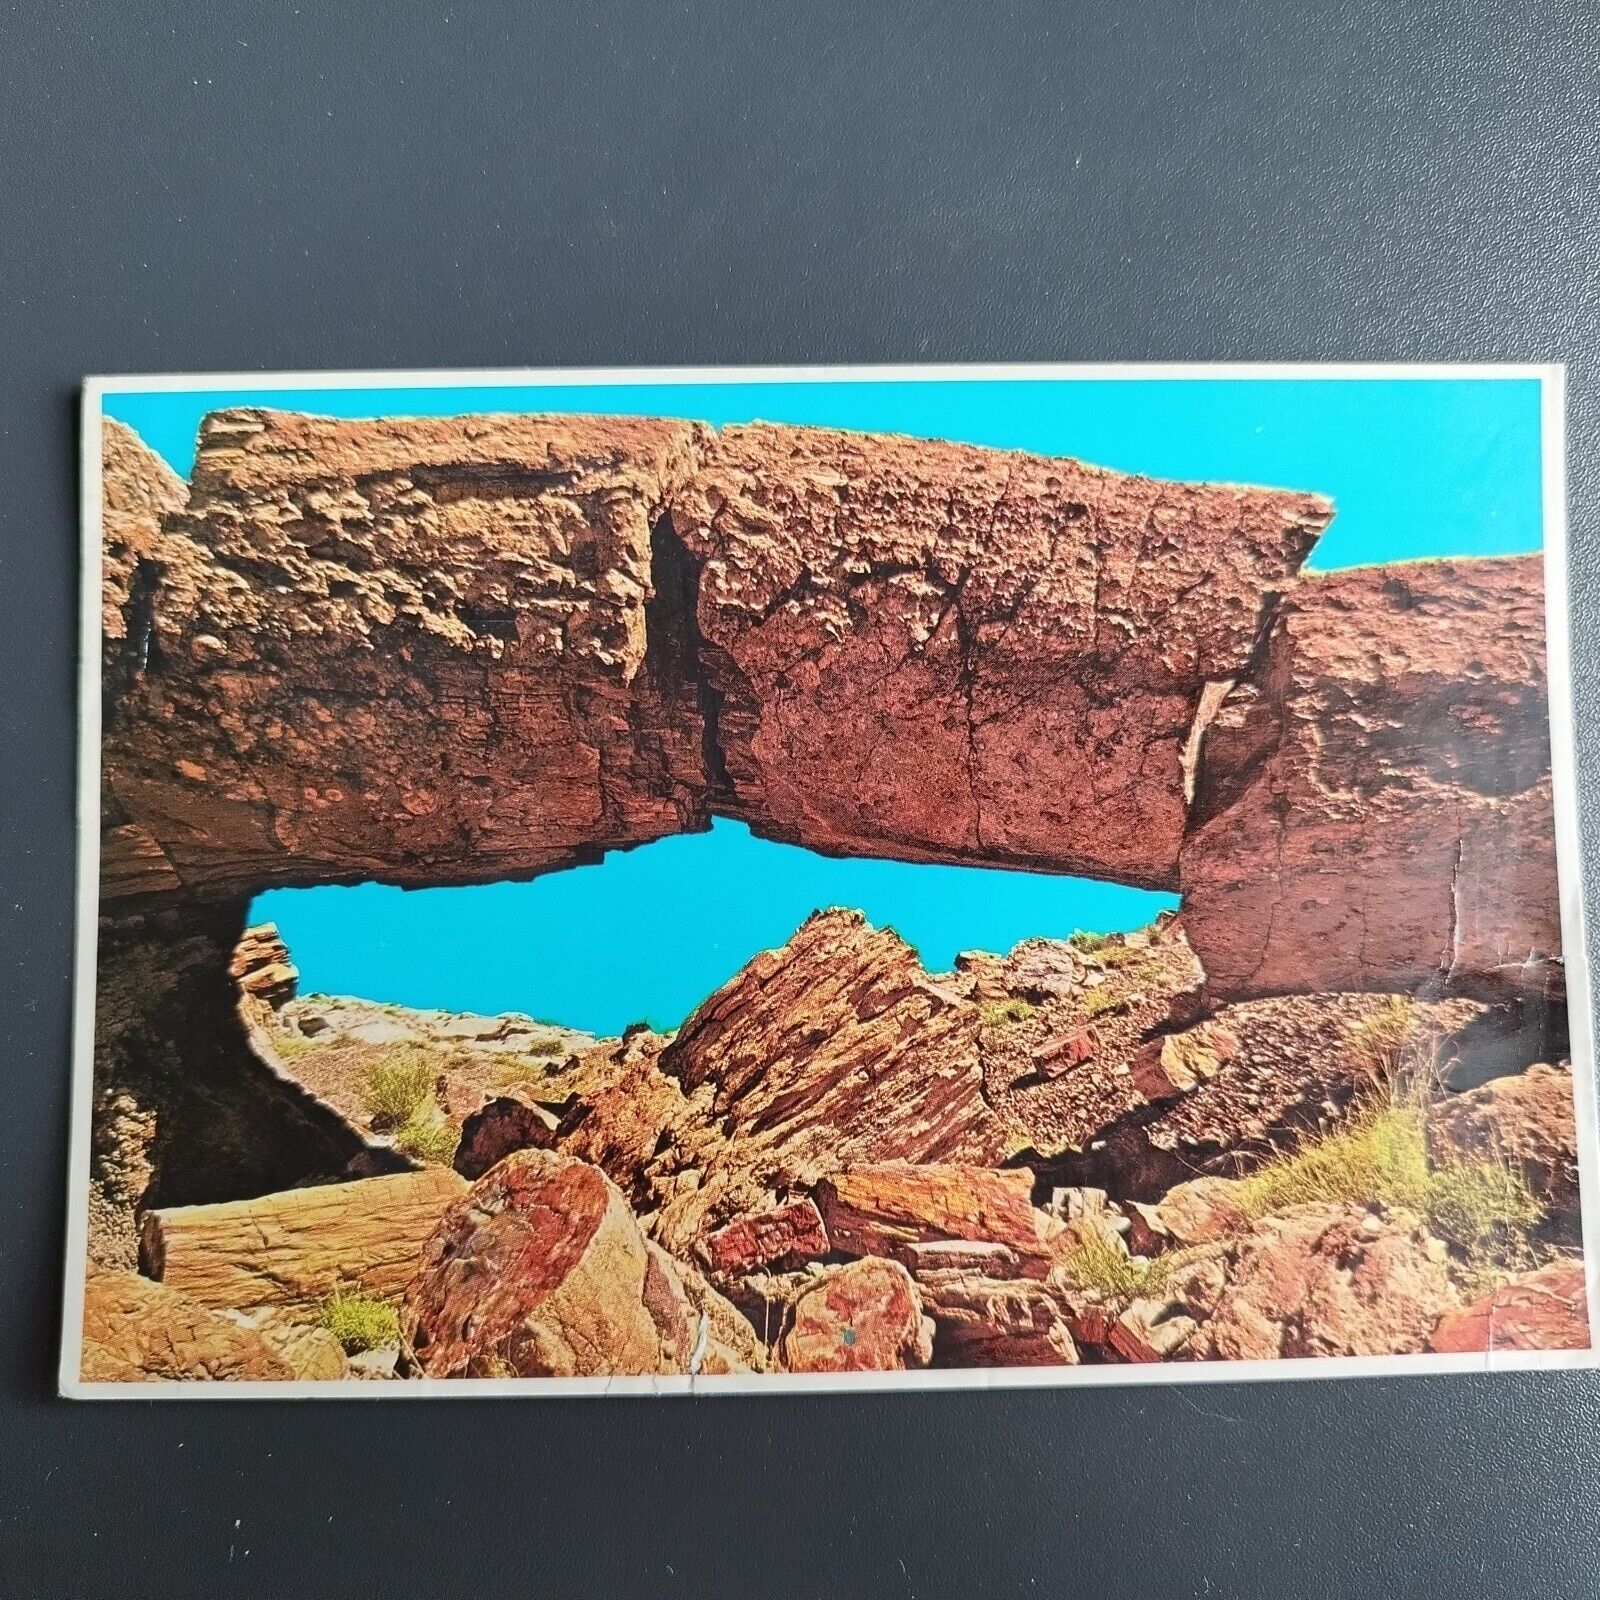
[979,998,1038,1029]
[359,1047,437,1129]
[318,1286,400,1354]
[1081,988,1124,1019]
[1348,996,1420,1081]
[1055,1232,1171,1301]
[263,1029,326,1063]
[1235,1099,1541,1267]
[393,1101,461,1165]
[1067,930,1113,953]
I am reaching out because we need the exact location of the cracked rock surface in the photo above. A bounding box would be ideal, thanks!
[672,422,1331,891]
[1182,557,1560,1002]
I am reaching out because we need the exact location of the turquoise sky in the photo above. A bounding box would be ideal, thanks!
[102,376,1544,1033]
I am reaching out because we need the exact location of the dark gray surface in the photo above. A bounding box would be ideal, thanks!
[4,2,1599,1594]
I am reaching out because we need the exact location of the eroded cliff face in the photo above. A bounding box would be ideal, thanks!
[1181,557,1559,1002]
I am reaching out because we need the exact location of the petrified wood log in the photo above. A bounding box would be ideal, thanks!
[102,409,712,902]
[139,1167,467,1313]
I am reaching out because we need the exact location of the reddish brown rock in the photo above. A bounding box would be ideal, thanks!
[102,417,188,679]
[1023,988,1484,1201]
[814,1162,1049,1268]
[402,1150,756,1378]
[1428,1258,1591,1354]
[672,423,1329,891]
[1100,1253,1232,1363]
[1128,1021,1239,1103]
[102,409,711,903]
[1193,1205,1459,1361]
[230,922,298,1009]
[1125,1175,1250,1255]
[1427,1063,1581,1235]
[454,1093,561,1180]
[1182,557,1559,1002]
[650,910,1014,1250]
[697,1199,830,1277]
[79,1266,297,1383]
[778,1258,935,1373]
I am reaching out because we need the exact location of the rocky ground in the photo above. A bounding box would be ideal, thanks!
[82,913,1591,1383]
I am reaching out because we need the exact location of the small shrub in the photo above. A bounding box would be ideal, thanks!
[1081,988,1124,1020]
[394,1100,461,1165]
[1067,930,1112,953]
[980,998,1037,1029]
[359,1048,437,1129]
[318,1286,400,1354]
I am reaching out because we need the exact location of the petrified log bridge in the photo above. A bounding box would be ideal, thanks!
[101,405,1560,1006]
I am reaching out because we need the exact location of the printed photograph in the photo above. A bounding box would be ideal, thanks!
[67,368,1596,1392]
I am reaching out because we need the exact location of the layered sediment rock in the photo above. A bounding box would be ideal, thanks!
[672,423,1330,890]
[914,1271,1080,1366]
[813,1163,1050,1269]
[650,909,1015,1249]
[102,410,711,902]
[1182,557,1560,1002]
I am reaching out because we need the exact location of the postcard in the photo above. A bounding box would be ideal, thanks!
[62,364,1600,1395]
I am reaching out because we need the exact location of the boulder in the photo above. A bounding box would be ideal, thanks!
[1128,1021,1239,1103]
[1182,557,1560,1002]
[914,1270,1079,1366]
[402,1150,757,1378]
[813,1162,1049,1271]
[1427,1063,1581,1236]
[1428,1258,1591,1354]
[101,409,712,903]
[1125,1175,1249,1254]
[1192,1205,1460,1361]
[778,1258,935,1373]
[139,1167,468,1313]
[79,1267,296,1383]
[696,1199,831,1277]
[1101,1254,1231,1362]
[230,922,298,1009]
[672,422,1329,891]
